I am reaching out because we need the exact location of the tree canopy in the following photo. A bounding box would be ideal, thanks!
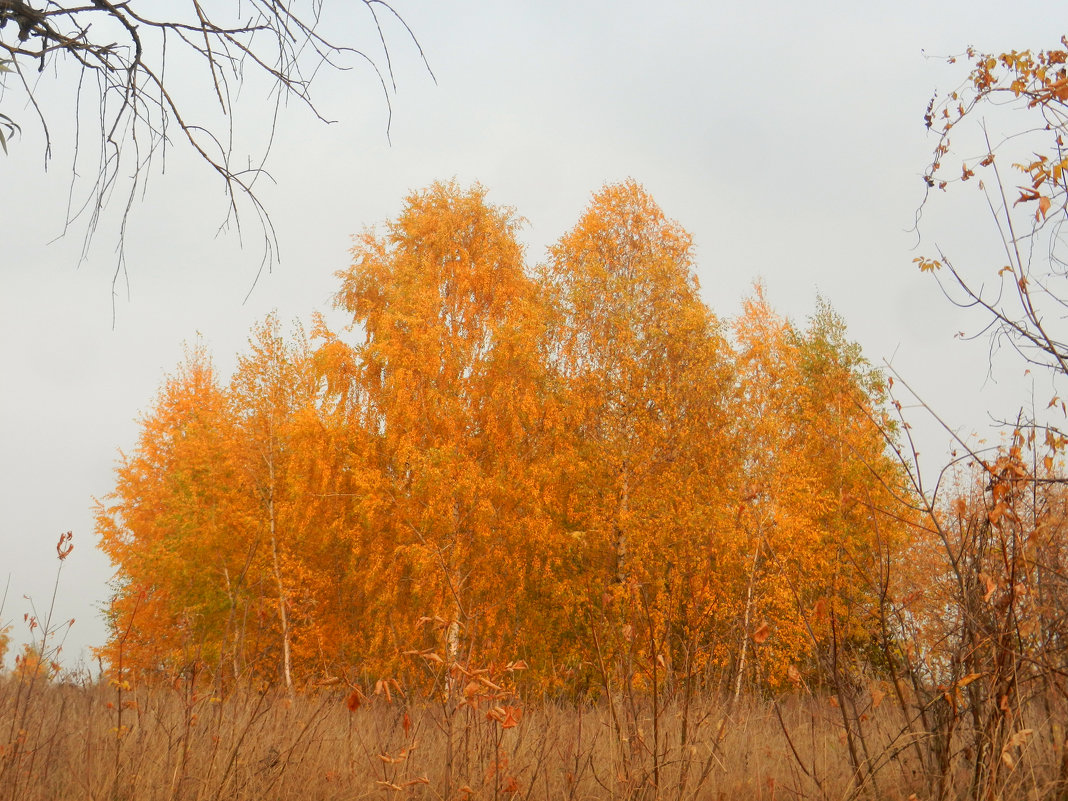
[96,180,914,694]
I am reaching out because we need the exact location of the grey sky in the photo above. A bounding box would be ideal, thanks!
[1,1,1060,666]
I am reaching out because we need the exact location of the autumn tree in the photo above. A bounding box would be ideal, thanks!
[910,35,1068,690]
[227,316,325,692]
[96,345,246,679]
[333,181,553,677]
[729,289,912,693]
[540,179,740,703]
[97,323,375,686]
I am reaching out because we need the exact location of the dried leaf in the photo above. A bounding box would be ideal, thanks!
[1038,195,1052,219]
[1007,728,1034,749]
[957,672,985,689]
[752,622,771,644]
[980,574,997,603]
[787,664,802,687]
[463,681,482,699]
[871,687,886,710]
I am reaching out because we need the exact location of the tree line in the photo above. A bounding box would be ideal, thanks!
[95,179,917,695]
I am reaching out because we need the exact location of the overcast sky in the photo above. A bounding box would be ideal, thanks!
[1,1,1062,667]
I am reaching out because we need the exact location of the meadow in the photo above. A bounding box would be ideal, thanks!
[3,652,1067,801]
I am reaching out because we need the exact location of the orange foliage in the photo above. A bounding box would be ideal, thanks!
[332,181,556,676]
[730,289,913,688]
[95,181,913,693]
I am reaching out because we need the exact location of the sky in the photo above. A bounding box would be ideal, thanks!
[1,0,1063,668]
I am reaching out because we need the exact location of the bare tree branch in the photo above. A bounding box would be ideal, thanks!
[0,0,432,315]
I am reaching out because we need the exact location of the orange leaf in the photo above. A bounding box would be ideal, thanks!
[871,687,886,709]
[1038,195,1052,219]
[1015,187,1041,206]
[375,679,392,703]
[981,573,997,603]
[812,598,828,621]
[957,672,985,689]
[752,622,771,644]
[501,705,522,729]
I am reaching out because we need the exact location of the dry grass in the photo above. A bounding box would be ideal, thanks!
[4,671,1065,801]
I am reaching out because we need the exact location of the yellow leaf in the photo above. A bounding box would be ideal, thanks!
[914,256,942,273]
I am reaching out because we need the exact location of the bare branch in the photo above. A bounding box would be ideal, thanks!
[0,0,430,312]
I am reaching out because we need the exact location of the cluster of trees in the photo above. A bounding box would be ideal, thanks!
[95,180,915,694]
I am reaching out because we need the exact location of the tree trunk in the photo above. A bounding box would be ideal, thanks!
[267,449,293,696]
[734,538,762,706]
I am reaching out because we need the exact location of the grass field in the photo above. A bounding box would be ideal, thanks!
[3,668,1065,801]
